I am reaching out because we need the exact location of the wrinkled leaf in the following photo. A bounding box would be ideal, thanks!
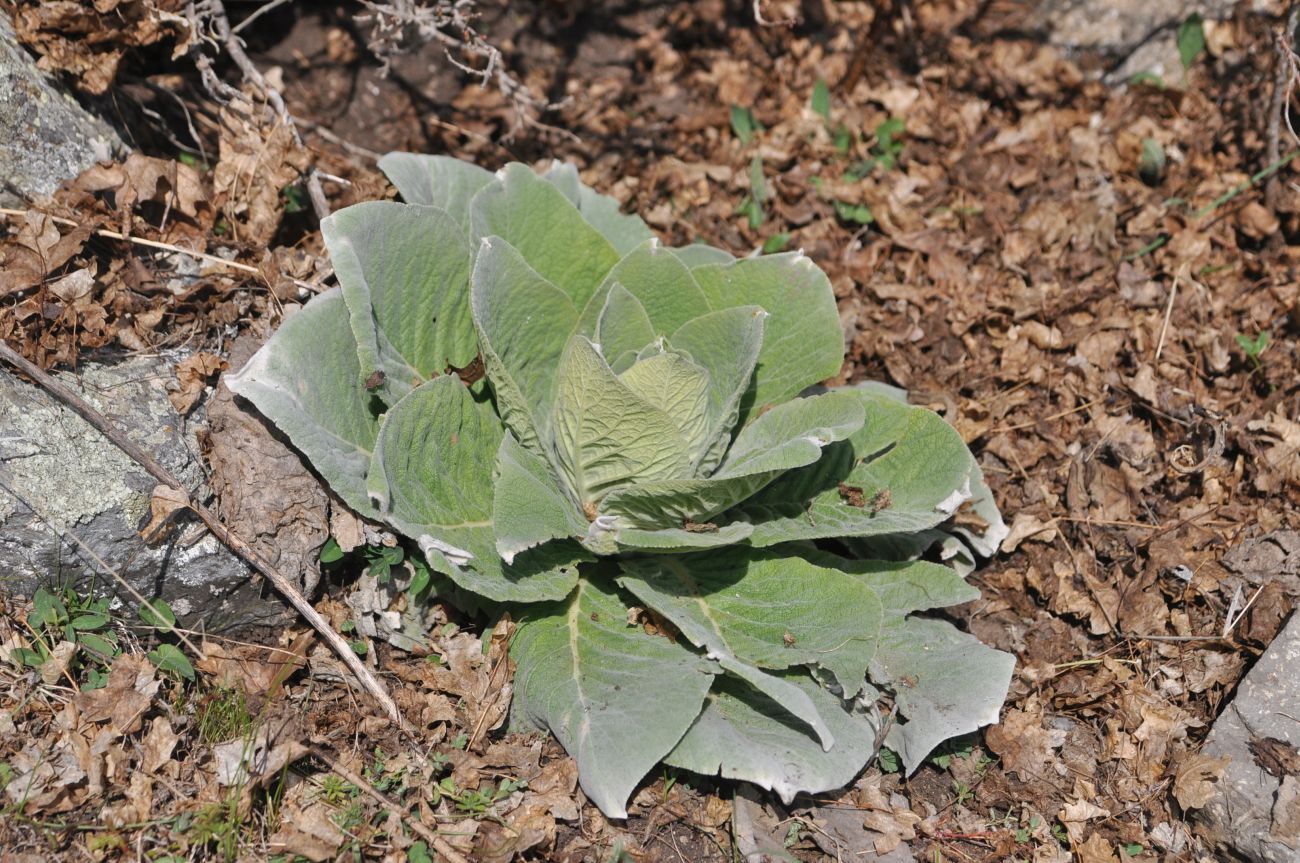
[739,387,990,546]
[510,578,717,817]
[689,253,843,422]
[617,349,712,457]
[471,237,580,447]
[619,549,882,698]
[600,391,864,527]
[668,305,766,472]
[369,377,579,602]
[551,336,692,504]
[493,432,588,563]
[577,241,711,337]
[323,202,476,400]
[471,163,620,313]
[542,162,656,255]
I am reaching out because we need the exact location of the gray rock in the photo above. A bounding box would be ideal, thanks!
[1030,0,1239,84]
[0,9,123,206]
[0,355,291,634]
[1195,611,1300,861]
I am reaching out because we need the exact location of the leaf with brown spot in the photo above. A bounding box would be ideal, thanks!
[1173,752,1229,810]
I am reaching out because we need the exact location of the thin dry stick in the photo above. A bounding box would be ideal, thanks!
[191,0,330,220]
[309,746,472,863]
[0,207,323,294]
[1267,4,1300,208]
[1154,267,1181,363]
[0,341,402,727]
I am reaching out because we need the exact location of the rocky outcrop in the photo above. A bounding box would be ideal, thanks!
[0,355,292,633]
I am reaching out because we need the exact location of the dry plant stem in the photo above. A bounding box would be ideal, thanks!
[309,746,471,863]
[1267,4,1300,208]
[0,208,321,294]
[0,340,403,727]
[1154,267,1181,363]
[190,0,330,221]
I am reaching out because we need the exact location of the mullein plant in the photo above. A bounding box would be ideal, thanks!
[228,155,1014,816]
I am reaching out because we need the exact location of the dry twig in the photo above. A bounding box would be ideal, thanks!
[184,0,330,220]
[355,0,572,141]
[0,207,323,294]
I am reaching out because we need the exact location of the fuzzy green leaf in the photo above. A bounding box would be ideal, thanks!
[225,290,380,515]
[688,253,844,422]
[664,672,882,804]
[369,377,579,603]
[542,162,656,255]
[510,578,718,817]
[377,153,495,227]
[873,617,1014,773]
[323,202,476,401]
[471,163,620,313]
[595,284,656,373]
[493,432,588,563]
[619,549,882,698]
[551,336,692,505]
[738,387,998,547]
[576,241,712,337]
[603,522,754,554]
[599,391,865,527]
[471,236,580,448]
[668,305,766,472]
[805,553,1013,773]
[617,349,712,458]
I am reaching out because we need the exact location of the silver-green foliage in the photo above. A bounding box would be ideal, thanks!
[227,154,1014,817]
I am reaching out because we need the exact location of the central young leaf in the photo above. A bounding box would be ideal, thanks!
[551,336,693,505]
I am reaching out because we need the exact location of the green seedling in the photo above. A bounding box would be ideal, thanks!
[1138,138,1165,185]
[1177,13,1205,73]
[10,587,122,688]
[730,105,760,145]
[1236,330,1269,372]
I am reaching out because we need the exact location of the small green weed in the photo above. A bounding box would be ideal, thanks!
[762,232,791,254]
[1128,70,1166,89]
[1138,138,1165,185]
[736,155,766,229]
[196,685,255,744]
[430,775,526,814]
[928,733,977,769]
[1236,330,1269,372]
[730,105,761,145]
[406,841,435,863]
[1177,13,1205,73]
[10,587,119,687]
[320,774,358,805]
[848,117,906,178]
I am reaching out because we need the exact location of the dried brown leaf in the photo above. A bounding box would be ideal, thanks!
[1172,752,1229,810]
